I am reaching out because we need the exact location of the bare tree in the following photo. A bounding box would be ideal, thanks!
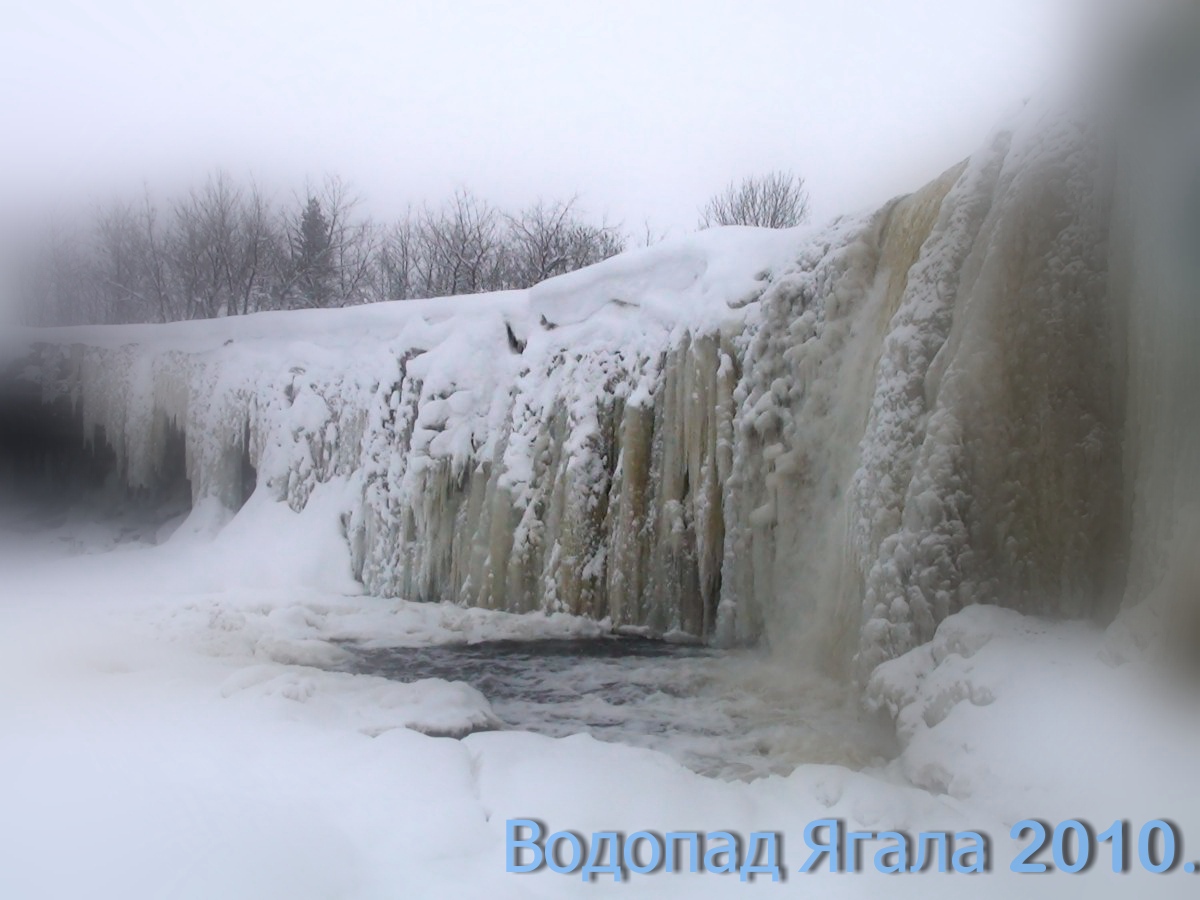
[93,200,156,323]
[699,170,810,229]
[414,189,506,297]
[232,180,276,315]
[14,174,636,324]
[137,188,176,322]
[322,179,378,307]
[170,172,244,319]
[505,197,625,286]
[375,216,418,301]
[637,219,669,248]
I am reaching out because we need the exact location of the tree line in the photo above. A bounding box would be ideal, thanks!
[13,170,808,326]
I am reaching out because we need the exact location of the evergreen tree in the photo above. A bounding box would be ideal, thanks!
[294,195,334,307]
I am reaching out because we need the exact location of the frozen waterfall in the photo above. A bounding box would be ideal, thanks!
[6,90,1186,682]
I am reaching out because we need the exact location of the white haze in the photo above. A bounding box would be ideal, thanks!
[2,0,1077,232]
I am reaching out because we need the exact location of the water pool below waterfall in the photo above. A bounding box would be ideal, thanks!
[337,637,896,781]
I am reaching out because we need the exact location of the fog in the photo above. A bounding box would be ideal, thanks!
[3,0,1073,231]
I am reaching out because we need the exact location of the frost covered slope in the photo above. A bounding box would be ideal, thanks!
[8,101,1145,678]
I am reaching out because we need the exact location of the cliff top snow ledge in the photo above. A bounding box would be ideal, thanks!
[3,225,808,355]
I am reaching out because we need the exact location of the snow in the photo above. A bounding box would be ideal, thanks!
[867,605,1200,848]
[529,226,802,327]
[219,666,501,739]
[3,505,1199,898]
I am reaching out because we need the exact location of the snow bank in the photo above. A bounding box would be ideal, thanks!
[529,226,799,327]
[219,666,500,738]
[865,605,1200,835]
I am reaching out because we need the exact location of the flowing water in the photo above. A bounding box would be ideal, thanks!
[338,637,896,781]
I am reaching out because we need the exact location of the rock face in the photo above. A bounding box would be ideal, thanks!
[7,91,1171,681]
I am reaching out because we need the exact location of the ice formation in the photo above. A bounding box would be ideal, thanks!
[6,84,1188,681]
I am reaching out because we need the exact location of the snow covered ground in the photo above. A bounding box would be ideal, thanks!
[3,488,1199,899]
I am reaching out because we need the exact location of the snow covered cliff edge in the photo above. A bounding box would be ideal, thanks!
[8,105,1144,680]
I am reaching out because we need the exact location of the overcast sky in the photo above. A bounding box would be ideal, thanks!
[2,0,1075,234]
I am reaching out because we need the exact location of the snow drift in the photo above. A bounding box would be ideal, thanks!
[7,90,1185,681]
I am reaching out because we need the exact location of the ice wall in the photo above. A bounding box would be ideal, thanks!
[6,101,1147,678]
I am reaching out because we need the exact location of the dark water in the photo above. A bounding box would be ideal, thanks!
[343,636,714,701]
[338,637,893,781]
